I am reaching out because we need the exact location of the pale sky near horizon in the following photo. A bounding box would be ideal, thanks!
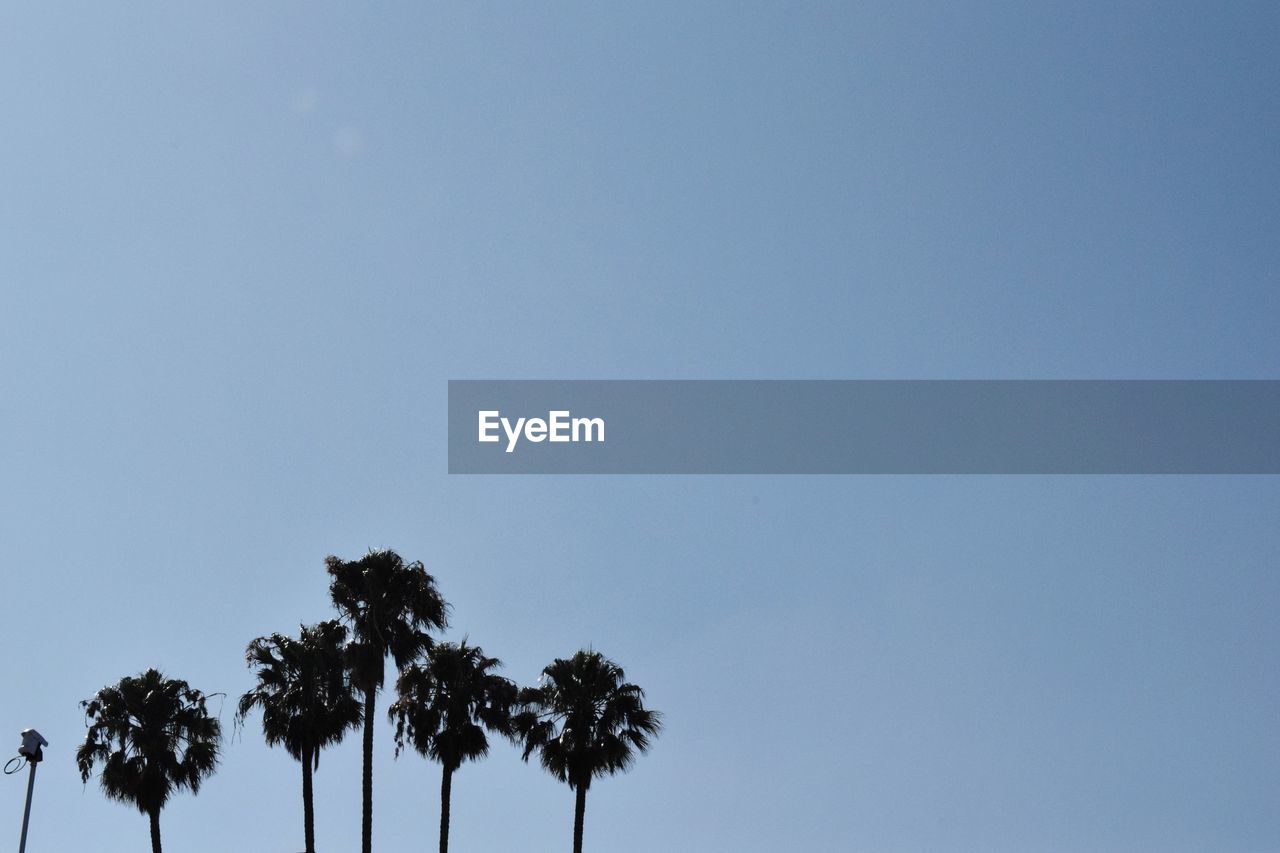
[2,3,1279,851]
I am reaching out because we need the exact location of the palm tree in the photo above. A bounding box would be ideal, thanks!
[388,641,518,853]
[236,619,362,853]
[76,669,221,853]
[327,548,449,853]
[512,650,662,853]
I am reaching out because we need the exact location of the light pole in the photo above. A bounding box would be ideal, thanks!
[15,729,46,853]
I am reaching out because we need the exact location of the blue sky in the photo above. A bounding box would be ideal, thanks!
[2,3,1279,851]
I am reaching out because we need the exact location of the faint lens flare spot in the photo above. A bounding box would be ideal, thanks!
[332,126,365,158]
[291,87,320,114]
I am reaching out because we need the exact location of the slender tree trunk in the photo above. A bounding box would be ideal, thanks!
[572,784,587,853]
[302,745,316,853]
[148,807,162,853]
[439,765,453,853]
[362,689,376,853]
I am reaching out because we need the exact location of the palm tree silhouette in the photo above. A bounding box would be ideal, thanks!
[327,548,449,853]
[388,640,518,853]
[76,668,221,853]
[236,619,362,853]
[513,650,662,853]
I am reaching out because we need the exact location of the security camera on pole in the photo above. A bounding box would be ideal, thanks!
[7,728,47,853]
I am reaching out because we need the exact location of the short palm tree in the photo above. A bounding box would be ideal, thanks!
[77,669,221,853]
[236,619,362,853]
[388,641,518,853]
[327,548,449,853]
[513,650,662,853]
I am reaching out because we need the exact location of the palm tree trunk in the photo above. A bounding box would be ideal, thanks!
[362,689,376,853]
[572,784,587,853]
[149,807,162,853]
[439,765,453,853]
[302,745,316,853]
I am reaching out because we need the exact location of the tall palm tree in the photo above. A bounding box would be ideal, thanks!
[327,548,449,853]
[236,619,362,853]
[388,641,518,853]
[76,669,222,853]
[512,650,662,853]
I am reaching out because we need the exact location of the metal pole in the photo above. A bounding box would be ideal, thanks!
[17,759,36,853]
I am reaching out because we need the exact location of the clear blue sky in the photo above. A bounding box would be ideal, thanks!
[3,3,1279,851]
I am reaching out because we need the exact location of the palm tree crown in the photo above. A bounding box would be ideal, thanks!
[327,549,449,693]
[390,640,517,770]
[237,619,362,762]
[77,668,221,853]
[513,650,661,853]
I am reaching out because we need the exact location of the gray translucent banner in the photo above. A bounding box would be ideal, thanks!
[447,380,1280,474]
